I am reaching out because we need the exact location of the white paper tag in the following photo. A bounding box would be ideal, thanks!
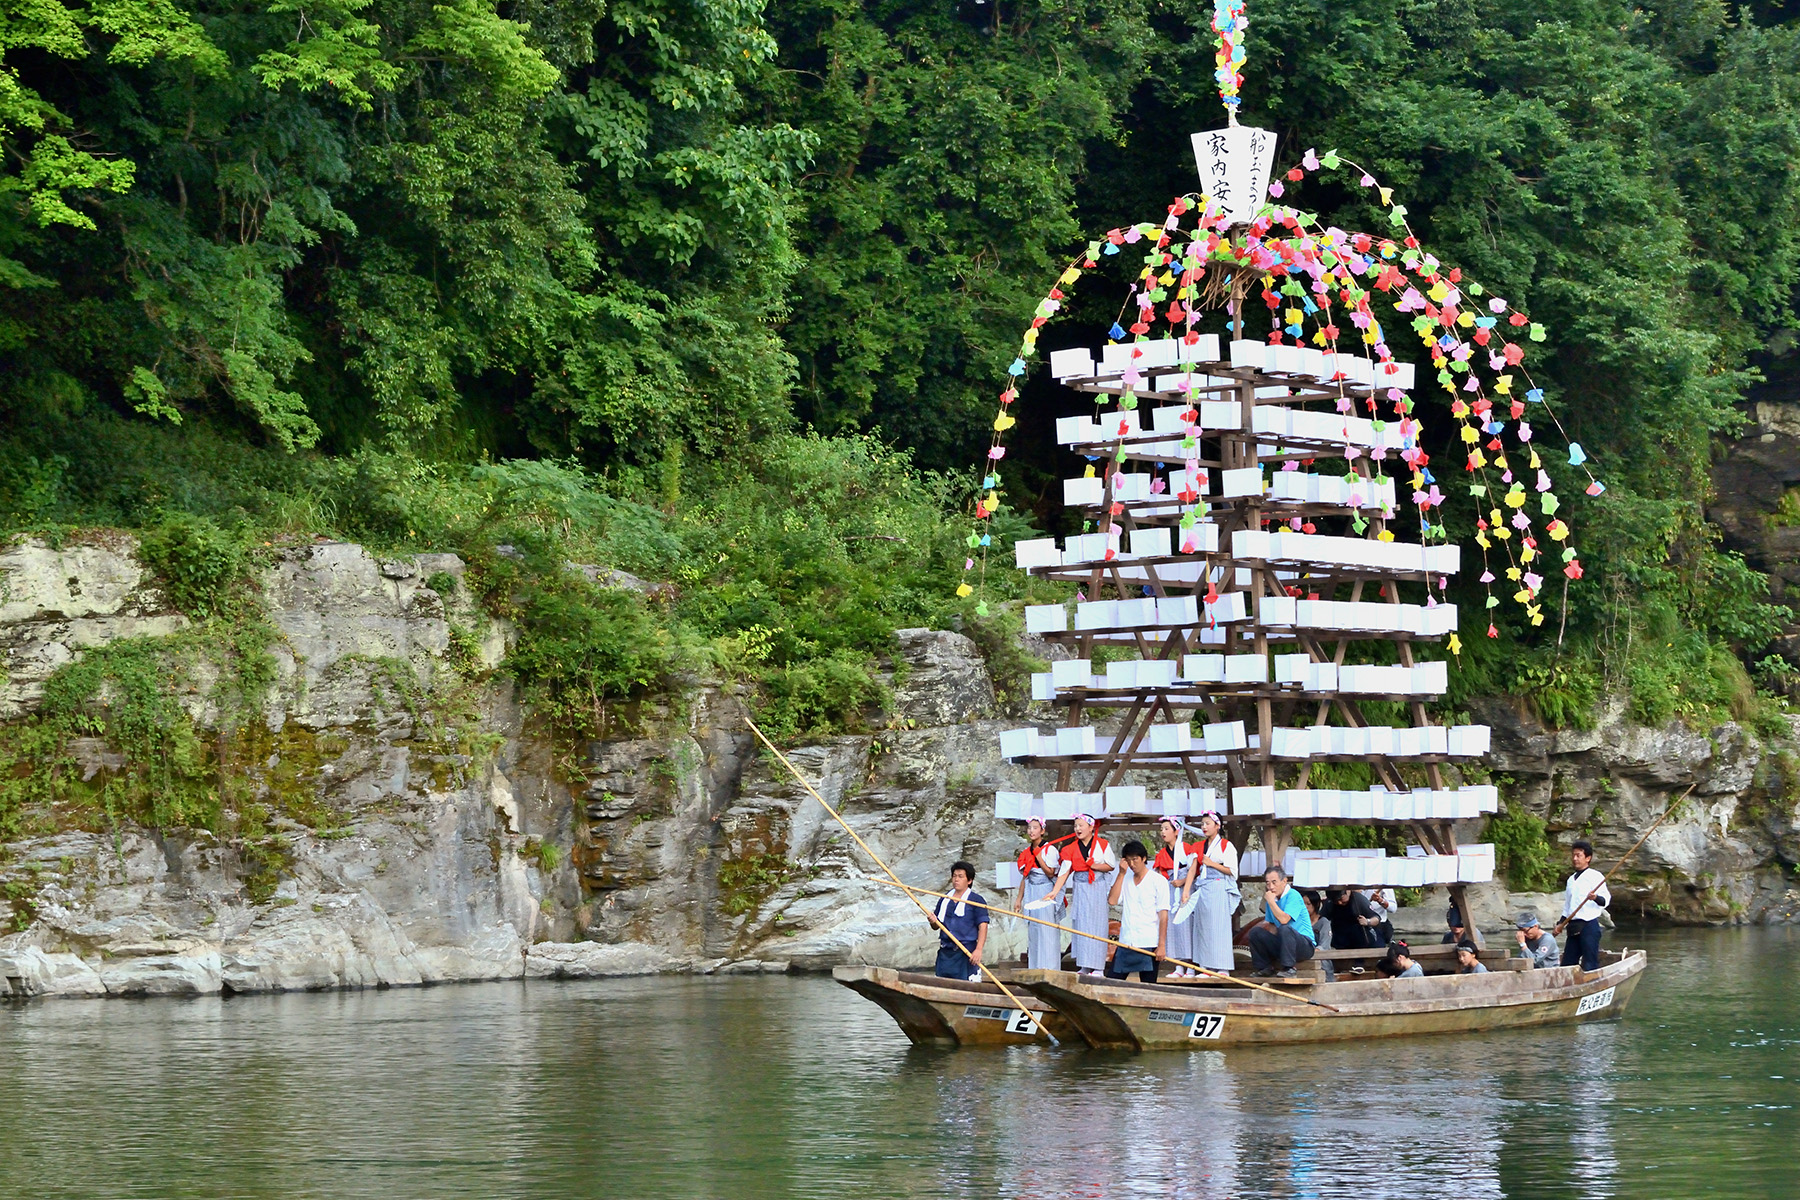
[1190,125,1278,226]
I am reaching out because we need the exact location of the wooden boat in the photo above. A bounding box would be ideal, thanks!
[828,113,1652,1053]
[1015,949,1646,1049]
[832,965,1077,1047]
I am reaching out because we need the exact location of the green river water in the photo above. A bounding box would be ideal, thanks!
[1,924,1795,1199]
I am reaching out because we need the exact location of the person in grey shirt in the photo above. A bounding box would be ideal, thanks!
[1380,941,1424,979]
[1455,940,1489,974]
[1513,911,1559,968]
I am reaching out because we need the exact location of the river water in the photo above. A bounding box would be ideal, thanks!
[2,924,1795,1199]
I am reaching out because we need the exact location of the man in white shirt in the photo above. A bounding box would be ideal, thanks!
[1554,840,1611,970]
[1105,840,1169,983]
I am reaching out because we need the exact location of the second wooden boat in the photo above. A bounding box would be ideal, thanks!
[1016,949,1646,1049]
[832,965,1078,1046]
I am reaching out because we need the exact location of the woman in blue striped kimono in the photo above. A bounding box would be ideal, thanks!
[1011,816,1069,969]
[1190,810,1241,973]
[1154,817,1199,976]
[1063,813,1116,976]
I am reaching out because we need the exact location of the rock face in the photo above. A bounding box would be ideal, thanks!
[1710,394,1800,678]
[0,538,577,997]
[1471,695,1800,922]
[3,535,1798,1001]
[0,537,187,719]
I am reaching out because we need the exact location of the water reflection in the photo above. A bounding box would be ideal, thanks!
[0,926,1795,1199]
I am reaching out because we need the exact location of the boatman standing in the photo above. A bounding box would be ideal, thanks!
[1555,840,1611,971]
[927,860,990,980]
[1063,813,1117,977]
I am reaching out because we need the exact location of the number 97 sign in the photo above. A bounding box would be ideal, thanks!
[1187,1013,1226,1040]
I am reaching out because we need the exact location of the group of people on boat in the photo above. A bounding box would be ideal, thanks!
[927,824,1616,983]
[1008,811,1240,981]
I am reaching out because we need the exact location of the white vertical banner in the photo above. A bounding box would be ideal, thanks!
[1190,125,1279,226]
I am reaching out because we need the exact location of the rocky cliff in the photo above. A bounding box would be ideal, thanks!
[1710,386,1800,679]
[2,536,1796,999]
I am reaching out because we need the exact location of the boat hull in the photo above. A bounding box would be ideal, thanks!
[1017,951,1647,1049]
[832,965,1076,1046]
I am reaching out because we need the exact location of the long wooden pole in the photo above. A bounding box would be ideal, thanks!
[865,876,1341,1013]
[742,716,1061,1043]
[1554,782,1696,934]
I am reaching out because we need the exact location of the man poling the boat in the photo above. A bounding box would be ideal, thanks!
[1553,783,1696,971]
[1063,813,1117,977]
[1186,811,1239,977]
[1555,840,1611,971]
[742,716,1061,1044]
[1012,817,1070,969]
[928,861,990,980]
[1152,818,1199,977]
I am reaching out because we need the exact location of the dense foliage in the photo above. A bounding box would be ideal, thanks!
[3,0,1799,744]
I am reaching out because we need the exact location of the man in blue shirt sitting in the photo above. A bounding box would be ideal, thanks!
[927,860,991,980]
[1247,865,1316,977]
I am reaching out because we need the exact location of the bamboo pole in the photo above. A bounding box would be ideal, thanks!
[742,716,1061,1043]
[863,877,1341,1014]
[1555,782,1697,934]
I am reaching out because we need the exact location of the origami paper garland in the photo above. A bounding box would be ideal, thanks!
[1213,0,1248,114]
[1258,148,1600,635]
[953,180,1596,643]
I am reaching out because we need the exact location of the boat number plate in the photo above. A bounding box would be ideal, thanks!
[1187,1013,1226,1040]
[1575,986,1616,1016]
[965,1005,1038,1033]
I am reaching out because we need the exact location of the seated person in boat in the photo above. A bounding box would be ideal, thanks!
[927,861,989,980]
[1455,940,1488,974]
[1321,887,1381,950]
[1247,866,1316,978]
[1105,840,1169,984]
[1378,941,1424,978]
[1441,902,1467,945]
[1555,840,1611,971]
[1362,886,1397,946]
[1513,911,1559,968]
[1302,890,1334,982]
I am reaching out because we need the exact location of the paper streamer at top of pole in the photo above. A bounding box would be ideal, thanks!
[1213,0,1248,118]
